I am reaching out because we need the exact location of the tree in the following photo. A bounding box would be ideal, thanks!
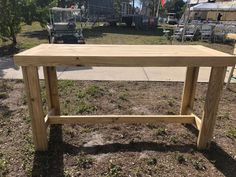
[0,0,57,45]
[0,0,24,45]
[140,0,160,17]
[162,0,186,18]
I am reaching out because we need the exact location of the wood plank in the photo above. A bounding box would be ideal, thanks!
[186,108,202,131]
[226,33,236,40]
[234,43,236,55]
[226,65,235,89]
[14,44,236,67]
[22,66,48,151]
[43,67,60,115]
[47,115,195,124]
[194,116,202,131]
[197,67,227,150]
[44,109,55,127]
[180,67,199,115]
[226,43,236,89]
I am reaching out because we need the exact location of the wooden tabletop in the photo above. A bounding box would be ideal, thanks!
[226,33,236,40]
[14,44,236,67]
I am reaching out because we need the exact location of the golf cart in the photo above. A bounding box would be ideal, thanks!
[47,7,85,44]
[167,13,178,25]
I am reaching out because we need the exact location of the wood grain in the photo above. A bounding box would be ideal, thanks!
[43,67,60,115]
[22,66,48,151]
[197,67,227,150]
[14,44,236,67]
[47,115,195,124]
[180,67,199,115]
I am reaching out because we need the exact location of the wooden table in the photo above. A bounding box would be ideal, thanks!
[226,33,236,89]
[14,44,236,151]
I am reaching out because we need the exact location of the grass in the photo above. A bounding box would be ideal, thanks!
[192,159,206,171]
[175,152,187,164]
[155,127,167,136]
[0,153,8,176]
[77,155,94,169]
[1,21,234,57]
[226,127,236,139]
[77,85,104,99]
[145,157,158,166]
[106,162,122,177]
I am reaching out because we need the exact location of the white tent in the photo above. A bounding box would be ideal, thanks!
[190,2,236,12]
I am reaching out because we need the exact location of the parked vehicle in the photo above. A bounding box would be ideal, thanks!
[167,13,178,25]
[46,7,85,44]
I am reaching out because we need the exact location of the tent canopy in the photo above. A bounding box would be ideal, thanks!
[190,2,236,12]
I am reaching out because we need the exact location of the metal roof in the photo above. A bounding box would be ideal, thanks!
[190,2,236,11]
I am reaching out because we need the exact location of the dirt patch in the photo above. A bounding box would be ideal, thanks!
[0,79,235,177]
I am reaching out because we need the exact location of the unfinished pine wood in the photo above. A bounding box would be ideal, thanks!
[234,43,236,55]
[44,109,55,127]
[180,67,199,115]
[226,65,235,89]
[197,67,227,150]
[43,67,60,115]
[22,66,48,151]
[186,108,202,131]
[194,116,202,131]
[226,43,236,89]
[226,33,236,40]
[47,115,195,124]
[14,44,236,67]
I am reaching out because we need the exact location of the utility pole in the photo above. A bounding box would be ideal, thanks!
[181,1,191,43]
[156,0,161,25]
[133,0,135,15]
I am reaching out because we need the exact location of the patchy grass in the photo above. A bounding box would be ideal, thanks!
[226,128,236,139]
[192,159,207,171]
[77,155,94,169]
[175,152,187,164]
[1,22,234,57]
[145,157,158,166]
[105,162,122,177]
[154,127,167,136]
[0,153,8,176]
[1,80,236,176]
[118,92,129,101]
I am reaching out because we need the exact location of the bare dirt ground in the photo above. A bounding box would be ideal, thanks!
[0,79,235,177]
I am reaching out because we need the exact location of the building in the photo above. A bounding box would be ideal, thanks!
[190,0,236,21]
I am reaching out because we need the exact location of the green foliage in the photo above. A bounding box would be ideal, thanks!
[146,157,157,166]
[0,153,8,176]
[175,152,186,164]
[76,101,96,114]
[192,159,206,171]
[155,127,167,136]
[0,0,22,44]
[107,162,122,177]
[0,0,57,44]
[161,0,186,18]
[227,127,236,139]
[77,155,94,169]
[77,85,104,99]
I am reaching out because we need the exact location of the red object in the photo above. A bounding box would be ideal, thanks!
[161,0,165,7]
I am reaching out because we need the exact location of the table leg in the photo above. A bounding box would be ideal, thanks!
[180,67,199,115]
[22,66,48,151]
[226,65,235,89]
[43,67,60,115]
[197,67,226,150]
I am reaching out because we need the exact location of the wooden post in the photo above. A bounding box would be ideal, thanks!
[180,67,199,115]
[43,67,60,115]
[22,66,48,151]
[197,67,226,150]
[226,43,236,89]
[226,65,235,89]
